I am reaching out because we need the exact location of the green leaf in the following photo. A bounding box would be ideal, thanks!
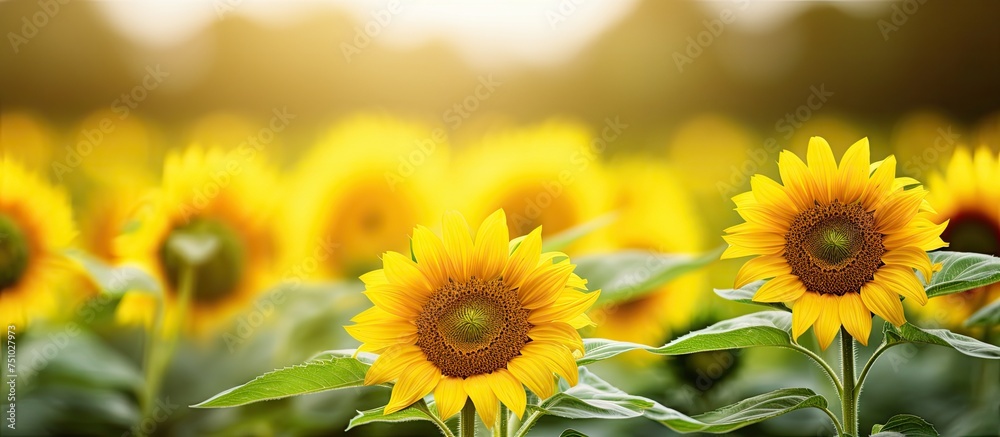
[577,312,793,365]
[965,296,1000,327]
[884,322,1000,359]
[560,430,589,437]
[575,246,722,307]
[66,250,161,296]
[871,414,939,437]
[192,357,373,408]
[347,400,440,431]
[644,388,827,434]
[714,280,790,312]
[924,251,1000,298]
[529,368,655,419]
[541,212,617,252]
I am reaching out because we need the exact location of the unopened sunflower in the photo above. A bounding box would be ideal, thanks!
[917,147,1000,328]
[115,147,281,335]
[346,209,599,428]
[722,137,948,349]
[1,159,80,326]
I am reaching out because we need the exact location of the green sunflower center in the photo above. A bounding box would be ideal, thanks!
[0,214,30,291]
[785,201,885,296]
[416,277,531,378]
[158,218,246,304]
[941,211,1000,257]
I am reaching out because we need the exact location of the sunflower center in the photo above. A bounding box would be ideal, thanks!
[416,277,531,378]
[784,201,885,296]
[941,211,1000,257]
[0,214,30,291]
[158,218,246,304]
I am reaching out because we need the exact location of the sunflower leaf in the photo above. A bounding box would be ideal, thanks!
[883,322,1000,359]
[541,212,618,252]
[577,312,793,365]
[870,414,939,437]
[192,357,374,408]
[346,400,441,431]
[923,252,1000,298]
[644,388,828,433]
[714,280,790,312]
[559,430,590,437]
[528,368,655,419]
[66,250,161,297]
[964,296,1000,327]
[575,246,722,308]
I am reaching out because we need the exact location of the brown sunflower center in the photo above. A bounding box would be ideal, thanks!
[784,201,884,296]
[941,211,1000,257]
[416,277,531,378]
[158,218,246,304]
[0,214,30,291]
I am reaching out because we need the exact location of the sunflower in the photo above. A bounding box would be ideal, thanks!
[451,120,612,246]
[916,147,1000,328]
[586,159,706,352]
[1,159,80,326]
[346,209,599,428]
[115,147,280,335]
[286,114,448,279]
[722,137,948,349]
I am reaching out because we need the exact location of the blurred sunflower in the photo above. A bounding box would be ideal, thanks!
[0,111,57,171]
[347,210,599,428]
[722,137,948,349]
[115,147,280,335]
[586,159,706,352]
[452,120,612,245]
[916,147,1000,328]
[1,159,80,326]
[287,114,448,279]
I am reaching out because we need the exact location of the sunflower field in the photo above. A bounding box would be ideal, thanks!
[1,1,999,437]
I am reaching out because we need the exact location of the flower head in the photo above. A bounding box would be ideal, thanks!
[346,209,600,428]
[722,137,948,348]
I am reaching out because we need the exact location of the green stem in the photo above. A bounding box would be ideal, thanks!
[415,401,455,437]
[840,329,858,437]
[785,343,844,394]
[819,406,845,437]
[494,405,509,437]
[855,342,900,401]
[460,400,477,437]
[512,410,543,437]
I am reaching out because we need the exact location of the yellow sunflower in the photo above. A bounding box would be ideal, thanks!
[115,147,280,335]
[916,147,1000,328]
[722,137,948,349]
[346,209,599,428]
[287,114,448,279]
[0,159,80,326]
[452,120,613,246]
[586,158,706,351]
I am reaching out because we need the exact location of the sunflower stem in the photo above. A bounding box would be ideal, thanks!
[495,405,509,437]
[840,328,858,437]
[460,400,477,437]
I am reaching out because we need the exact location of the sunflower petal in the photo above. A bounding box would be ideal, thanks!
[875,265,928,305]
[522,342,578,386]
[528,289,600,325]
[442,211,473,281]
[860,281,906,327]
[528,322,584,353]
[860,155,897,210]
[383,251,433,296]
[412,225,449,288]
[751,175,799,213]
[385,361,440,415]
[503,226,542,288]
[465,374,498,429]
[365,345,425,386]
[519,261,575,309]
[486,369,526,419]
[838,292,872,346]
[807,137,837,203]
[791,291,822,341]
[836,137,870,203]
[434,376,467,420]
[473,209,509,281]
[778,150,818,210]
[735,255,792,288]
[752,275,806,303]
[814,294,842,350]
[874,188,926,233]
[507,355,556,399]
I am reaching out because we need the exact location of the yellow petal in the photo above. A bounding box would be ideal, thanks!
[344,318,417,345]
[860,281,906,327]
[365,345,425,386]
[473,209,509,281]
[778,150,819,210]
[385,361,441,415]
[751,175,799,213]
[731,191,757,209]
[860,156,897,210]
[486,369,526,419]
[791,291,821,341]
[434,376,467,420]
[838,292,872,346]
[364,285,423,319]
[528,289,600,325]
[442,211,473,281]
[752,275,807,303]
[807,136,837,203]
[882,219,949,251]
[736,204,792,232]
[735,255,792,288]
[874,189,925,233]
[721,231,786,256]
[528,322,584,353]
[874,265,928,305]
[521,342,578,386]
[503,226,542,288]
[519,261,575,310]
[814,294,842,350]
[836,137,870,203]
[465,374,498,429]
[383,251,433,296]
[412,225,449,288]
[507,355,556,399]
[360,269,389,287]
